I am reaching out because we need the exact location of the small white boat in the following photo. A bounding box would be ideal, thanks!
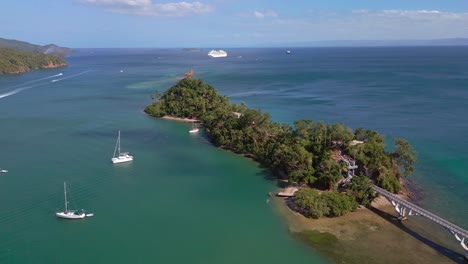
[56,182,87,220]
[111,130,133,164]
[189,122,199,133]
[286,50,291,54]
[0,169,7,173]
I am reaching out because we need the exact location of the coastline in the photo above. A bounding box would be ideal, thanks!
[150,109,462,263]
[161,115,199,123]
[273,195,464,263]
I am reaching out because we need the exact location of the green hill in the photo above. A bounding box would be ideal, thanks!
[0,37,71,57]
[0,47,67,74]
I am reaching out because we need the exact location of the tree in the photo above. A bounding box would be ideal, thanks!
[328,123,354,144]
[347,174,376,207]
[293,189,357,218]
[317,159,343,190]
[392,138,417,178]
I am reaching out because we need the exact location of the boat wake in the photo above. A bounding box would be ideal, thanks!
[22,73,63,85]
[50,70,91,83]
[0,86,35,99]
[0,71,90,100]
[0,73,63,99]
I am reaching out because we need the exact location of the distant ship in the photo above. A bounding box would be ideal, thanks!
[286,50,291,54]
[208,50,227,58]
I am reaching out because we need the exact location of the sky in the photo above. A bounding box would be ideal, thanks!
[1,0,468,48]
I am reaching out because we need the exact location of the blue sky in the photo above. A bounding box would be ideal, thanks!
[1,0,468,48]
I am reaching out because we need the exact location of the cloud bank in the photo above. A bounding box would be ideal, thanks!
[259,9,468,42]
[81,0,213,16]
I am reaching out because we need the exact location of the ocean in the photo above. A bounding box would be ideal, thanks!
[0,47,466,263]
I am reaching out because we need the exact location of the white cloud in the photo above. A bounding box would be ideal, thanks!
[356,9,467,21]
[81,0,213,16]
[382,9,441,15]
[253,10,277,19]
[232,9,468,44]
[293,9,468,40]
[352,9,369,14]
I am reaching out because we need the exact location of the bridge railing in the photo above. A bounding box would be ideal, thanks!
[372,185,468,238]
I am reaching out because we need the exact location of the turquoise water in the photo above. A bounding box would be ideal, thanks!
[0,47,467,263]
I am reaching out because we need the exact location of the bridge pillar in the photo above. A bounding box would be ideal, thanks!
[390,201,408,221]
[461,237,468,261]
[450,231,468,260]
[375,185,468,259]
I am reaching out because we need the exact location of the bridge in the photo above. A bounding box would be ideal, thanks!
[372,185,468,259]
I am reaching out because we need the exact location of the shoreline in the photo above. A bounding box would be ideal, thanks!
[161,115,200,123]
[273,195,465,263]
[152,114,465,263]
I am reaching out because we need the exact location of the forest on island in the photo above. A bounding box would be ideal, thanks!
[145,77,417,218]
[0,48,66,74]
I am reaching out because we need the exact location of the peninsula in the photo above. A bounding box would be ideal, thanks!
[145,74,417,219]
[144,74,468,263]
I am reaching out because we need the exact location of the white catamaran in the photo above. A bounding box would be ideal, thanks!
[56,182,87,219]
[112,130,133,164]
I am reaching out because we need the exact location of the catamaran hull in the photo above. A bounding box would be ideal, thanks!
[112,156,133,164]
[56,212,86,219]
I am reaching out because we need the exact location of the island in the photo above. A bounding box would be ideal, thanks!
[0,37,70,74]
[145,72,417,219]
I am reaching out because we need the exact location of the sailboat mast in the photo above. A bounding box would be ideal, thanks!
[64,182,68,212]
[113,130,119,158]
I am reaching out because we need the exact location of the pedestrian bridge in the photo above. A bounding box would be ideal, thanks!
[372,185,467,259]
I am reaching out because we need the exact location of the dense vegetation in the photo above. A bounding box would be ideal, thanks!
[0,37,71,57]
[145,77,417,218]
[0,48,66,74]
[292,188,358,218]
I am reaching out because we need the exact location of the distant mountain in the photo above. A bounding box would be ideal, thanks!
[274,38,468,48]
[0,37,72,57]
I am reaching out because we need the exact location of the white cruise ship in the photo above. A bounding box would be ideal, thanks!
[208,49,227,58]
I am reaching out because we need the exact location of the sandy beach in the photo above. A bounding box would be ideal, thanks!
[273,195,465,263]
[161,115,200,123]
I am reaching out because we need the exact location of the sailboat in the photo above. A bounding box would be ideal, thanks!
[56,182,86,219]
[111,130,133,164]
[189,122,199,133]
